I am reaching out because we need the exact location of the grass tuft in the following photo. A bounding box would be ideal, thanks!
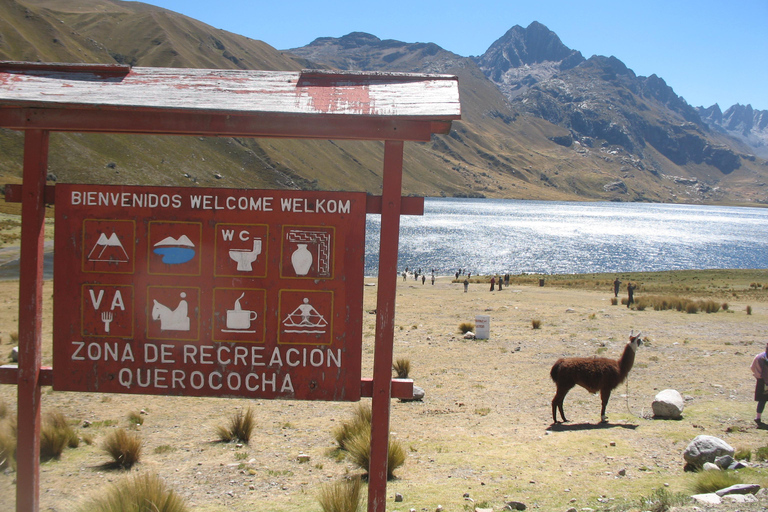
[637,487,690,512]
[215,407,255,444]
[344,427,405,480]
[40,411,78,460]
[333,404,371,451]
[317,476,362,512]
[392,358,411,379]
[102,428,142,469]
[127,411,144,427]
[691,470,743,494]
[75,471,188,512]
[531,319,541,329]
[458,321,475,334]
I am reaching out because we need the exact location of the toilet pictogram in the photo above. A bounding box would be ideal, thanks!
[215,223,269,277]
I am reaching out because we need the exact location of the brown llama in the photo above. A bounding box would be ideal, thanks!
[550,331,643,423]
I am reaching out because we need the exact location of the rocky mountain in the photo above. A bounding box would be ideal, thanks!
[697,103,768,158]
[1,0,767,206]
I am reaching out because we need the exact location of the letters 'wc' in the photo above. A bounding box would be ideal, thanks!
[229,238,262,271]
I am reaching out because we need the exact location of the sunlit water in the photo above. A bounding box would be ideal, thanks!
[365,198,768,276]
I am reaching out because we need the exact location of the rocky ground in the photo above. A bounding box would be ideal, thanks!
[2,275,768,511]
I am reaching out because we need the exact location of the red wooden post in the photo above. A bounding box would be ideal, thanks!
[16,129,49,512]
[368,140,404,512]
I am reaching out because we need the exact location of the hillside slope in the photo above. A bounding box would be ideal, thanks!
[1,0,767,204]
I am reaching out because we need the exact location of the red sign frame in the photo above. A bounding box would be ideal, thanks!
[53,184,365,401]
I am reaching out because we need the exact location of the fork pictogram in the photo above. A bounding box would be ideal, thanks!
[101,311,113,333]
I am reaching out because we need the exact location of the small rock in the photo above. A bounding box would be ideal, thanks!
[617,468,626,476]
[505,501,526,511]
[722,494,757,503]
[691,493,721,505]
[297,454,310,463]
[715,483,761,496]
[10,346,18,362]
[463,332,476,340]
[652,389,684,419]
[436,506,443,512]
[395,493,403,502]
[703,462,721,471]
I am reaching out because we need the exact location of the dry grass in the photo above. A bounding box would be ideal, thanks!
[4,272,768,511]
[215,407,255,444]
[392,358,411,379]
[102,428,142,469]
[317,476,363,512]
[75,472,188,512]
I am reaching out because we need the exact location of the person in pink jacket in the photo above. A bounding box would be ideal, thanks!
[750,343,768,426]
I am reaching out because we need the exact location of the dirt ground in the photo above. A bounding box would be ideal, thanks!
[2,275,768,511]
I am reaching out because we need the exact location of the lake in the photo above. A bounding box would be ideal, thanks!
[365,198,768,276]
[2,199,766,280]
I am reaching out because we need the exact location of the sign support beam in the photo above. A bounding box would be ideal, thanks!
[16,129,49,512]
[368,140,404,512]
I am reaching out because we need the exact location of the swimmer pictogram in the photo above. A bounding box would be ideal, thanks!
[282,298,328,334]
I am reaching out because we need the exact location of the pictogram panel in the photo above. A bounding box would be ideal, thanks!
[53,184,365,401]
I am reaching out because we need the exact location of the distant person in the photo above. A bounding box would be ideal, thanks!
[613,277,622,298]
[752,342,768,426]
[455,271,460,279]
[490,276,495,292]
[421,275,426,285]
[497,276,503,291]
[627,282,636,308]
[463,278,469,293]
[504,274,510,286]
[402,271,406,282]
[431,274,435,285]
[467,272,471,280]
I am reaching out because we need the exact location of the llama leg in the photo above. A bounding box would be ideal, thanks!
[552,387,571,423]
[600,388,612,423]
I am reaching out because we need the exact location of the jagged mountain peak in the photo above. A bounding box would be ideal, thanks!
[475,21,585,71]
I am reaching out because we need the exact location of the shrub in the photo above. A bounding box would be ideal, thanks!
[531,319,541,329]
[0,401,8,420]
[317,476,362,512]
[755,444,768,461]
[734,447,751,461]
[685,302,698,314]
[722,302,729,311]
[691,470,743,494]
[76,472,188,512]
[215,407,255,444]
[333,404,372,451]
[0,420,16,470]
[46,410,79,449]
[610,297,618,305]
[102,428,142,469]
[127,411,144,427]
[458,322,475,334]
[638,487,690,512]
[747,305,753,315]
[40,411,79,460]
[392,358,410,379]
[344,428,405,480]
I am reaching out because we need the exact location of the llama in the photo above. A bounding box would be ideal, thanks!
[550,331,643,423]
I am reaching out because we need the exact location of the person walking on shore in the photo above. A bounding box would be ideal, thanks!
[751,343,768,426]
[613,277,622,298]
[626,282,636,308]
[490,276,495,292]
[463,278,469,293]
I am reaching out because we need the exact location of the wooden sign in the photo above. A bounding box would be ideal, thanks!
[53,184,365,401]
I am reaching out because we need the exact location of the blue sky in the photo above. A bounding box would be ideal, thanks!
[140,0,767,110]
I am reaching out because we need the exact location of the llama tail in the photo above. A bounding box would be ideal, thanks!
[550,361,560,382]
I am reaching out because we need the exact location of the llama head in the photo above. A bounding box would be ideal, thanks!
[629,330,643,350]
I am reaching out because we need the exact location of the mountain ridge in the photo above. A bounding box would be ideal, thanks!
[1,0,767,206]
